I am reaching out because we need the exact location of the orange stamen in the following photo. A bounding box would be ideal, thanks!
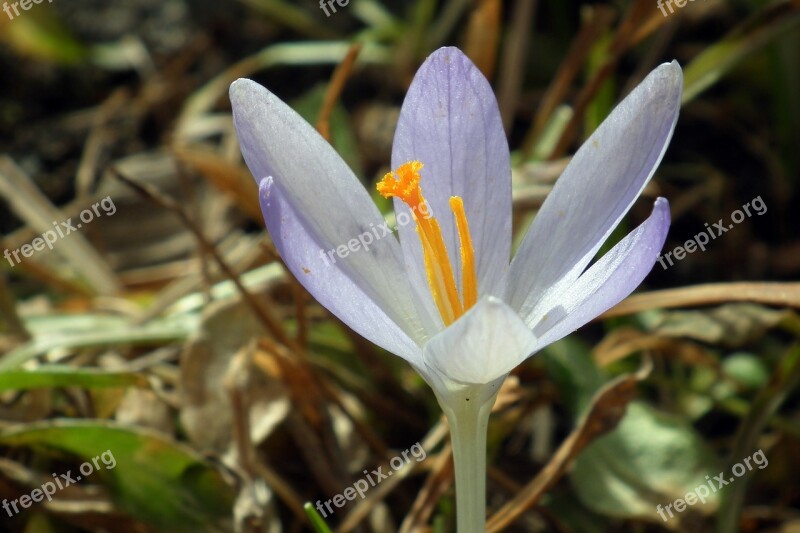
[449,196,477,309]
[377,161,478,325]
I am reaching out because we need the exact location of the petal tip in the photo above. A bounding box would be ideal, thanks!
[654,60,684,100]
[650,197,672,246]
[429,45,467,60]
[654,196,671,218]
[665,59,682,73]
[229,78,266,110]
[425,46,479,74]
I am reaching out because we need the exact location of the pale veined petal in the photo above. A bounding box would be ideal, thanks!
[422,296,537,385]
[392,47,513,323]
[231,79,437,361]
[506,62,682,323]
[528,198,670,350]
[257,178,424,364]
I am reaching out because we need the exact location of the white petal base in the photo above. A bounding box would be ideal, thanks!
[423,296,538,384]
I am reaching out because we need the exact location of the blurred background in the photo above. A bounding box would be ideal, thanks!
[0,0,799,531]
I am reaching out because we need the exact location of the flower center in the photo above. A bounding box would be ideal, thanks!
[377,161,477,326]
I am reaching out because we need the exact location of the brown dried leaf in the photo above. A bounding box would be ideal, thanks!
[601,282,800,319]
[486,360,651,531]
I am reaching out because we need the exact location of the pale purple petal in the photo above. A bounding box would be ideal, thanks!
[422,296,537,384]
[392,47,512,322]
[230,79,435,362]
[257,178,422,364]
[527,198,670,350]
[505,61,682,322]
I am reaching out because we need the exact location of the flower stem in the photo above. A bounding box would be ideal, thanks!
[439,383,499,533]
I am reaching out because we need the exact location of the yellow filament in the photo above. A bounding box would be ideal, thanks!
[416,221,461,325]
[377,161,478,325]
[449,196,477,309]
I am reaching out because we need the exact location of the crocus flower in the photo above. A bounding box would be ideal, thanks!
[230,47,681,531]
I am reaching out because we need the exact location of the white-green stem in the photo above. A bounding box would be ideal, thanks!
[437,381,501,533]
